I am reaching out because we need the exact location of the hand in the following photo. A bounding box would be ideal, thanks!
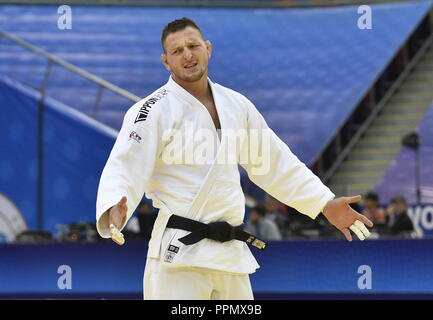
[322,195,374,242]
[108,196,128,230]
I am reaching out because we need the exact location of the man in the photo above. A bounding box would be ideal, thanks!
[385,196,414,237]
[362,191,386,234]
[245,205,282,241]
[96,18,373,300]
[362,191,386,224]
[264,195,288,237]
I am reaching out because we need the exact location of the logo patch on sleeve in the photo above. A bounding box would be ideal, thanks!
[128,131,142,143]
[134,89,168,123]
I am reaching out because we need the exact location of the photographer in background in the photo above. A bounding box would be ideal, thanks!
[362,191,387,234]
[385,196,414,238]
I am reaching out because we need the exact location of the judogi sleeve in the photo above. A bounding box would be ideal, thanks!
[96,104,163,238]
[239,97,335,219]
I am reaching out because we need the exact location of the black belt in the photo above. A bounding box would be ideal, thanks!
[166,214,267,251]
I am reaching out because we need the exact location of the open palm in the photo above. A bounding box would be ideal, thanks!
[322,195,373,241]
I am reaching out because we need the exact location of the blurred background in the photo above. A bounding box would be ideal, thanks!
[1,0,433,299]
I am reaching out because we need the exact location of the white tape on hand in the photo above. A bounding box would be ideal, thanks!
[349,224,365,241]
[354,220,371,238]
[109,224,125,245]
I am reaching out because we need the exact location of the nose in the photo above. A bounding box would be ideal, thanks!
[183,47,193,60]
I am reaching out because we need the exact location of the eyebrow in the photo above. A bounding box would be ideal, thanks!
[169,39,201,52]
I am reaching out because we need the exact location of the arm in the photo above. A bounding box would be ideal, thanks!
[96,105,163,239]
[239,98,334,219]
[239,98,373,241]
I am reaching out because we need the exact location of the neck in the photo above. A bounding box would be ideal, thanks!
[171,73,211,101]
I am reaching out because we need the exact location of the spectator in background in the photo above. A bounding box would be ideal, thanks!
[362,192,386,232]
[385,195,414,238]
[265,195,289,237]
[245,204,282,241]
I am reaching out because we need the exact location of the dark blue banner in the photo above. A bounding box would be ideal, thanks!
[1,239,433,297]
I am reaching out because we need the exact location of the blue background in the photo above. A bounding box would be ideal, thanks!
[0,75,116,234]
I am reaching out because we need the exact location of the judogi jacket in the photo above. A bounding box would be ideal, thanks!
[96,76,335,274]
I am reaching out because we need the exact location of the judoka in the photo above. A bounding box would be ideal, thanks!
[96,17,374,300]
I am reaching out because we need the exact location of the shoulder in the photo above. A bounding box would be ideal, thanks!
[212,82,259,121]
[261,217,277,228]
[125,87,171,124]
[212,81,252,105]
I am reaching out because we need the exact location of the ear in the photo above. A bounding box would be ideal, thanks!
[205,40,212,59]
[161,53,171,72]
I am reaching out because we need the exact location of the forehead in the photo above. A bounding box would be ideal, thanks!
[165,27,203,49]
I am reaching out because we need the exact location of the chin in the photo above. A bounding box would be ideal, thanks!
[177,69,206,83]
[184,74,205,82]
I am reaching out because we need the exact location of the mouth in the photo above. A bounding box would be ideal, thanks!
[184,62,198,69]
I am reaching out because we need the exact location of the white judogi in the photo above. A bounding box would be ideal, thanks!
[96,76,335,299]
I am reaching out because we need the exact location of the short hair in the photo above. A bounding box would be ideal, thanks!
[161,17,203,53]
[364,191,379,203]
[252,204,267,217]
[391,195,407,205]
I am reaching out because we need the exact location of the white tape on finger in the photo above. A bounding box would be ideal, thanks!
[349,224,365,241]
[354,220,371,238]
[109,224,125,245]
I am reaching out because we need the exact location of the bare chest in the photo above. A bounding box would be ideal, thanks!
[202,99,221,131]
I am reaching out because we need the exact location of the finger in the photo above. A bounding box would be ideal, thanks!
[354,220,371,238]
[118,197,128,215]
[350,224,365,241]
[120,203,128,216]
[118,196,127,206]
[108,205,117,225]
[341,228,353,242]
[109,224,125,245]
[108,210,114,225]
[357,214,374,228]
[111,212,122,229]
[108,206,123,229]
[345,195,362,204]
